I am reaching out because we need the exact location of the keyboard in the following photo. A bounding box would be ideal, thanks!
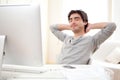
[1,64,66,80]
[2,64,48,74]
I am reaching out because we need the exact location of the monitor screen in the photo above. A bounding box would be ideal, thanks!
[0,4,43,67]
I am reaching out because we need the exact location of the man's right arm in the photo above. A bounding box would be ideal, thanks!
[50,24,70,42]
[57,24,71,31]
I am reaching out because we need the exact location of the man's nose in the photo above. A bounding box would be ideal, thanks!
[71,19,76,24]
[71,20,76,25]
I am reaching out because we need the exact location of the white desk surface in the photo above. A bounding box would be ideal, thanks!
[1,64,110,80]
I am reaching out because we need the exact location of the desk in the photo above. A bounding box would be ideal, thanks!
[1,64,111,80]
[91,60,120,80]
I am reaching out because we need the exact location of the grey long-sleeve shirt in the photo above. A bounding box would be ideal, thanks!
[50,23,116,64]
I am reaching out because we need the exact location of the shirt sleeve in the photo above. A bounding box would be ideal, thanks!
[50,24,67,42]
[91,23,116,52]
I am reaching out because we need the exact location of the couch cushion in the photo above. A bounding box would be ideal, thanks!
[105,47,120,64]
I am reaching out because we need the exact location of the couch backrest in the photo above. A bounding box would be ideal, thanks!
[92,41,120,60]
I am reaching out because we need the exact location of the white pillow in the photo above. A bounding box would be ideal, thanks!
[105,47,120,64]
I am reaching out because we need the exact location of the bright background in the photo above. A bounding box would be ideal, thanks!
[0,0,120,64]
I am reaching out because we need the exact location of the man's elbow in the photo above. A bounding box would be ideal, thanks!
[108,22,117,31]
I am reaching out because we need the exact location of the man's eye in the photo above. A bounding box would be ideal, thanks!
[75,18,79,21]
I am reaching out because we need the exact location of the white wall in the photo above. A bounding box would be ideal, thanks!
[111,0,120,41]
[47,0,63,64]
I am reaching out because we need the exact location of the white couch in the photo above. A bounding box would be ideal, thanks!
[91,41,120,80]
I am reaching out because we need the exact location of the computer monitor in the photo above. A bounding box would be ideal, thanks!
[0,36,5,79]
[0,4,43,67]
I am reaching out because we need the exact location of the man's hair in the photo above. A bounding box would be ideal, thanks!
[68,10,88,32]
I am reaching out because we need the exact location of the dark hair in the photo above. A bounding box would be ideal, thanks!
[68,10,88,32]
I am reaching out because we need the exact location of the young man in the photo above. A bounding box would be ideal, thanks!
[50,10,116,64]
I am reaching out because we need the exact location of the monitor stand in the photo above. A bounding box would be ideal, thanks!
[0,35,6,80]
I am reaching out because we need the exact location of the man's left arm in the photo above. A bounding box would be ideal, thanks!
[86,22,116,32]
[88,22,116,52]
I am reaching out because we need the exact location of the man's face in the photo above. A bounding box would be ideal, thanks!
[69,13,86,33]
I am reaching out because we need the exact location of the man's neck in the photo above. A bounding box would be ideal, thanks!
[74,31,85,38]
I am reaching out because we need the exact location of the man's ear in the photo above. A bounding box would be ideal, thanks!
[84,22,88,33]
[83,22,88,25]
